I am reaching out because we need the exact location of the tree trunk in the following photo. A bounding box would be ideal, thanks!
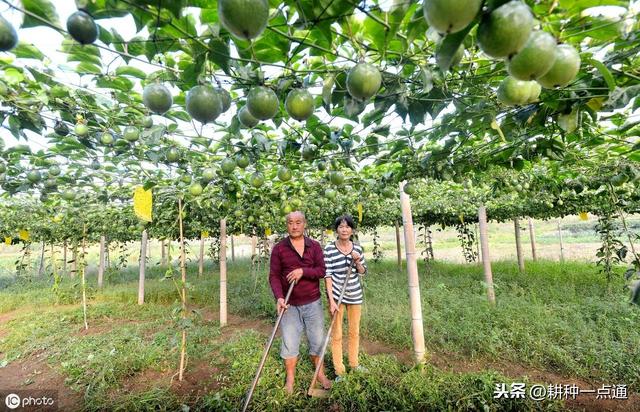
[220,218,228,327]
[478,206,496,305]
[161,239,166,266]
[138,230,148,305]
[231,235,235,262]
[98,235,105,288]
[514,218,525,273]
[400,183,426,364]
[528,218,537,261]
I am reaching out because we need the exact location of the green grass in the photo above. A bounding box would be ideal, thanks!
[0,257,637,410]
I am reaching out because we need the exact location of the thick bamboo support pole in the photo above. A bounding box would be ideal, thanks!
[399,183,426,364]
[478,206,496,305]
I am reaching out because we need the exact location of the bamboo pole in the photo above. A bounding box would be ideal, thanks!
[528,218,537,261]
[178,199,188,381]
[98,235,105,288]
[251,235,257,260]
[198,235,205,277]
[395,220,402,268]
[81,226,88,330]
[557,221,565,262]
[63,240,67,275]
[399,182,426,364]
[71,243,78,278]
[37,241,45,276]
[220,218,228,327]
[161,239,167,266]
[474,224,480,264]
[514,218,525,273]
[105,240,110,269]
[478,206,496,305]
[138,230,148,305]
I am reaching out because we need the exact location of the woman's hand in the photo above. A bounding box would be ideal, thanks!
[329,299,339,315]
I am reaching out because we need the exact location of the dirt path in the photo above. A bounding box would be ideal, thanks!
[0,352,83,411]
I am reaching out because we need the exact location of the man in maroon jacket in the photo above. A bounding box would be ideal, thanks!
[269,210,332,394]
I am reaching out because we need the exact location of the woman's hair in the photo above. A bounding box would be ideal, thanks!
[333,214,356,231]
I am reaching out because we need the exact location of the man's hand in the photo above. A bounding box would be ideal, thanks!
[276,298,288,315]
[286,268,303,283]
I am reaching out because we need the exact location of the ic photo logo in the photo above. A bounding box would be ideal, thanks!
[4,393,20,409]
[2,390,57,410]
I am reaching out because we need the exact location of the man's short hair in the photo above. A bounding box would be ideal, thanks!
[286,210,306,222]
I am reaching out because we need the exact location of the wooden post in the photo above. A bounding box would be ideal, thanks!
[478,206,496,305]
[220,218,228,327]
[395,220,402,268]
[514,218,525,273]
[399,182,426,364]
[198,235,205,277]
[557,221,565,262]
[98,235,105,288]
[231,235,235,262]
[138,230,148,305]
[528,218,537,261]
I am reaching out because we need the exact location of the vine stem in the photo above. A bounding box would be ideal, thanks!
[608,184,640,267]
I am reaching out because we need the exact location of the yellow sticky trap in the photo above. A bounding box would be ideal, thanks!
[201,231,209,238]
[458,213,465,224]
[357,203,363,223]
[265,228,272,236]
[4,237,11,246]
[19,230,30,241]
[326,229,333,236]
[133,186,153,222]
[579,212,588,221]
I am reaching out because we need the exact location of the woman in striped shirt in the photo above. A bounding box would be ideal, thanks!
[324,214,367,378]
